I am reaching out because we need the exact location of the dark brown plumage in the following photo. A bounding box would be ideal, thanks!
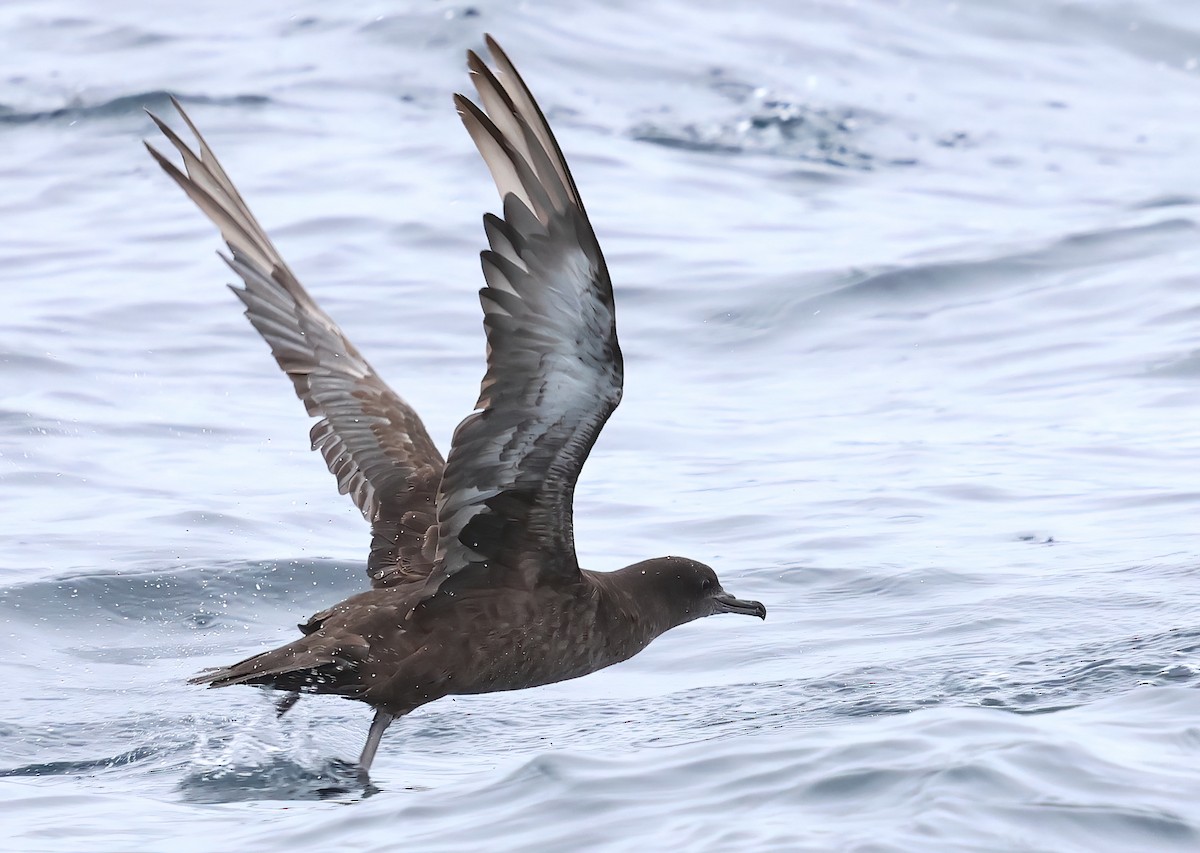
[147,36,766,778]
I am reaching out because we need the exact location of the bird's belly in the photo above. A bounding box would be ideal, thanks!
[442,617,647,696]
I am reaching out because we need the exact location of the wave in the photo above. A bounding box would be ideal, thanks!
[0,559,361,628]
[186,687,1200,851]
[0,92,269,126]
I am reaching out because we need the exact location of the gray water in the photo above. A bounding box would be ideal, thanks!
[2,1,1199,850]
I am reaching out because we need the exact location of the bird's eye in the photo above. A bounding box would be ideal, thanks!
[701,578,713,592]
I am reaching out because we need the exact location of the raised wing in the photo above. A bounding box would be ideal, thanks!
[422,37,623,599]
[145,100,443,589]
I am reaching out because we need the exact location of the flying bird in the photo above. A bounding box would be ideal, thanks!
[145,35,765,779]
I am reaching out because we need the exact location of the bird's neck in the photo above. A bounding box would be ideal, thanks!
[583,567,678,653]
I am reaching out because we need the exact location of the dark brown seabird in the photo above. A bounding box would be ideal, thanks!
[145,36,766,778]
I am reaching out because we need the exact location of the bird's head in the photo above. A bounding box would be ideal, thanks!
[618,556,767,630]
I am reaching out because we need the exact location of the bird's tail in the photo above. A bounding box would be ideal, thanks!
[189,633,369,696]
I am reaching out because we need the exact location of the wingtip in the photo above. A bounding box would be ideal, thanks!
[483,34,515,70]
[143,139,185,180]
[143,139,170,167]
[144,108,171,134]
[452,92,472,118]
[455,93,496,133]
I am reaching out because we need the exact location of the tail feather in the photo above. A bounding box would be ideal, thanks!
[189,634,369,696]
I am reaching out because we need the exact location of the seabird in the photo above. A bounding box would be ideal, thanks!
[146,36,766,778]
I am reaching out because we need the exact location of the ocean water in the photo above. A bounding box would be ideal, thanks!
[2,0,1199,849]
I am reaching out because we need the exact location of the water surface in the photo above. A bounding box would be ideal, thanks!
[2,1,1199,850]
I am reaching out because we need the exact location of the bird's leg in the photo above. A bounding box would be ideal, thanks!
[275,691,300,718]
[357,709,395,780]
